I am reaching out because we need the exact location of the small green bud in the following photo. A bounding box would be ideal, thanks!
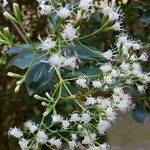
[13,3,22,23]
[7,72,22,78]
[3,11,18,23]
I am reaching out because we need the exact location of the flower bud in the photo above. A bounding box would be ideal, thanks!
[7,72,22,78]
[15,84,21,93]
[13,3,22,22]
[3,11,18,23]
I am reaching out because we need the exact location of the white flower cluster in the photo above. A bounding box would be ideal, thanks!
[79,0,93,11]
[117,33,142,54]
[48,53,78,69]
[38,37,56,51]
[61,23,79,41]
[76,76,87,88]
[37,0,54,15]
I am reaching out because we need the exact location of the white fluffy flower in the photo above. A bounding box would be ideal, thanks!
[92,80,102,88]
[117,34,142,54]
[97,120,110,134]
[18,138,29,150]
[24,120,38,133]
[137,85,145,94]
[62,120,70,129]
[64,56,78,69]
[57,6,71,19]
[105,107,117,122]
[81,113,91,123]
[100,63,112,73]
[85,96,96,106]
[8,127,23,138]
[61,23,78,41]
[111,69,120,78]
[104,75,113,85]
[116,99,132,112]
[36,130,48,144]
[69,140,77,150]
[97,97,111,109]
[52,114,63,123]
[82,133,96,145]
[103,50,113,60]
[49,137,62,148]
[120,62,130,71]
[111,20,123,31]
[139,52,148,62]
[79,0,93,11]
[38,1,54,15]
[39,37,56,50]
[76,77,87,88]
[49,54,65,68]
[100,1,122,21]
[70,113,81,122]
[100,143,108,150]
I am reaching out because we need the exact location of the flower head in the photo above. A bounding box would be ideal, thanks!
[18,138,29,150]
[8,127,23,138]
[36,130,48,144]
[57,5,71,19]
[61,23,79,41]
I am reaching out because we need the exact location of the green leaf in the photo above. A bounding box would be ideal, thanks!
[62,44,105,61]
[26,63,54,95]
[7,52,33,69]
[6,44,34,54]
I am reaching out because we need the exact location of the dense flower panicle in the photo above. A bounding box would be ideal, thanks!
[8,127,23,138]
[79,0,93,11]
[36,130,48,144]
[38,37,56,50]
[57,5,71,19]
[5,1,150,150]
[18,138,29,150]
[24,120,38,133]
[61,23,79,41]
